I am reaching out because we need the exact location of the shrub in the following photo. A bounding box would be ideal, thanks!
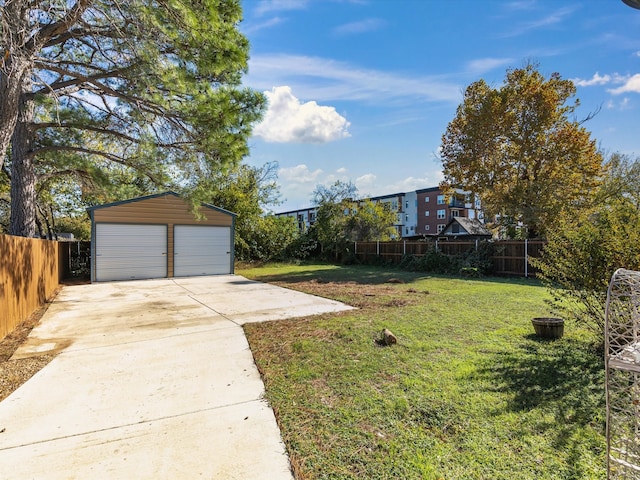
[458,241,496,276]
[412,247,455,274]
[533,198,640,337]
[399,253,419,270]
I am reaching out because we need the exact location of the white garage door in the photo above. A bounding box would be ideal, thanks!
[95,224,167,281]
[174,225,231,277]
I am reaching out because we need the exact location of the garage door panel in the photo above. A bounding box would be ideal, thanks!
[96,224,167,281]
[174,226,231,277]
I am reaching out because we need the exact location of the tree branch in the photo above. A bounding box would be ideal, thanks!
[25,0,93,54]
[43,26,124,48]
[29,145,163,184]
[37,168,91,183]
[31,59,135,96]
[34,121,192,149]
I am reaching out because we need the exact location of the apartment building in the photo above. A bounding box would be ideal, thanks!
[416,187,483,235]
[276,206,317,232]
[275,186,483,238]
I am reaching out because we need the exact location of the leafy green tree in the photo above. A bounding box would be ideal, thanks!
[1,0,265,237]
[440,63,603,238]
[312,180,397,259]
[345,199,397,242]
[188,161,298,262]
[532,153,640,336]
[239,215,299,262]
[312,180,357,259]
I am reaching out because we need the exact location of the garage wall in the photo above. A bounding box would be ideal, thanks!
[89,192,235,281]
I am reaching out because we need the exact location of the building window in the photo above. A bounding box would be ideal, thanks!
[425,211,430,217]
[425,225,430,231]
[437,209,446,219]
[405,227,409,235]
[405,214,409,221]
[309,212,316,222]
[437,224,445,233]
[437,195,445,205]
[405,201,409,209]
[425,196,430,202]
[451,210,460,217]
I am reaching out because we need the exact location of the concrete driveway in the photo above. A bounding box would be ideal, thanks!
[0,275,353,479]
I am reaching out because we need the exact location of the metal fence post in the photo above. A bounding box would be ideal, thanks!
[524,239,529,278]
[377,241,380,256]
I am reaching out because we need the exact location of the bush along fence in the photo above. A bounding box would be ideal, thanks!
[352,239,546,278]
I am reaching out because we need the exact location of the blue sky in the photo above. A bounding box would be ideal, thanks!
[239,0,640,212]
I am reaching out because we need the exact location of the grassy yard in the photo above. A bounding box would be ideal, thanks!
[240,263,606,480]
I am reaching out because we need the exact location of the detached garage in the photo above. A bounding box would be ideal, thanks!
[88,192,236,282]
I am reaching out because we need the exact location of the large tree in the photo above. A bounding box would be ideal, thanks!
[1,0,265,237]
[440,63,603,238]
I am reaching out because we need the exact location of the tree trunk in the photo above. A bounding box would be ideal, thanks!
[0,1,31,173]
[10,90,37,238]
[0,74,23,173]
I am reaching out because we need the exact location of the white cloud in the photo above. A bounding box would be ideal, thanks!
[333,18,386,36]
[607,97,632,110]
[609,74,640,94]
[276,166,354,208]
[501,6,577,37]
[246,54,461,104]
[278,164,324,183]
[385,174,444,193]
[254,86,351,143]
[254,0,308,16]
[467,57,514,74]
[243,17,285,34]
[504,1,536,11]
[573,72,612,87]
[355,173,376,189]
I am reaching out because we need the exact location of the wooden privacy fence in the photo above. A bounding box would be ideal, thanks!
[354,239,546,277]
[0,234,62,340]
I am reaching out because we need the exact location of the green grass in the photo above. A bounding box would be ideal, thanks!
[240,263,606,480]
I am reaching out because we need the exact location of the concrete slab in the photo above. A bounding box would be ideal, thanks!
[13,280,231,356]
[174,275,352,325]
[0,275,354,479]
[1,328,262,448]
[1,401,291,480]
